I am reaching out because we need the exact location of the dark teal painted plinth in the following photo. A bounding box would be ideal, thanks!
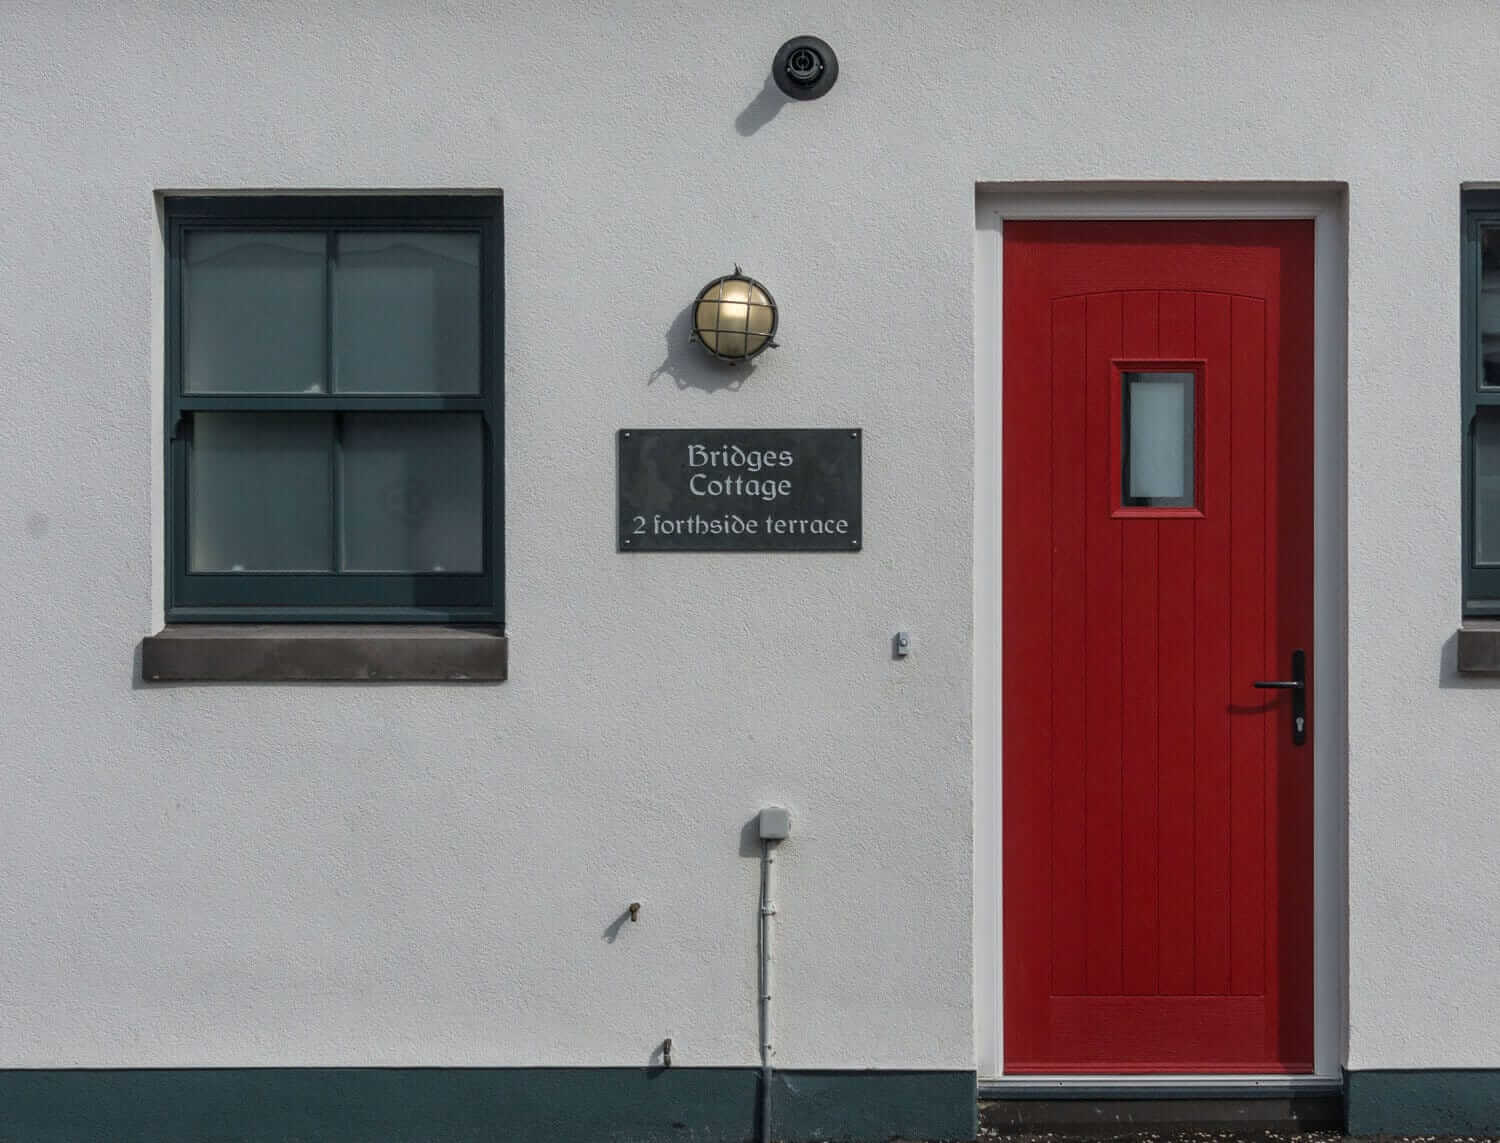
[1346,1069,1500,1135]
[0,1067,977,1143]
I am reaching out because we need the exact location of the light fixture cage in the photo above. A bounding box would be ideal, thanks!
[690,266,779,363]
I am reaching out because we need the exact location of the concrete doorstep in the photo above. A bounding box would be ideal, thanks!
[966,1128,1494,1134]
[951,1100,1500,1143]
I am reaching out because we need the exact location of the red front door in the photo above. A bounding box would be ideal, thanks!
[1002,221,1315,1074]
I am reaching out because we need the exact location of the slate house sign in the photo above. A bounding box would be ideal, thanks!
[617,428,862,551]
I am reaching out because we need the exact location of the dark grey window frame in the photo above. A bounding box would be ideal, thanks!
[1463,192,1500,614]
[164,195,503,624]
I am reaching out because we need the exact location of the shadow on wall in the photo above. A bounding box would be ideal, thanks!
[598,817,769,1072]
[735,76,788,136]
[648,302,766,395]
[601,905,636,945]
[601,816,763,948]
[737,813,768,859]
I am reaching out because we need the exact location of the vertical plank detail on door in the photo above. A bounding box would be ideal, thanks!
[1050,295,1088,999]
[1120,291,1162,996]
[1084,292,1124,996]
[1229,295,1268,1001]
[1192,293,1233,998]
[1155,290,1198,997]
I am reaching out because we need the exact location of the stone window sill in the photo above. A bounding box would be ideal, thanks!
[1457,621,1500,674]
[141,625,507,682]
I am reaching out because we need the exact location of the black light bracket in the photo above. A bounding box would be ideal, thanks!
[773,35,839,101]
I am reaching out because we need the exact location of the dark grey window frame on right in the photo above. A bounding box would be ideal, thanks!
[1462,192,1500,614]
[164,195,503,624]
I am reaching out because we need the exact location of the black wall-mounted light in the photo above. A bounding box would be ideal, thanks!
[773,35,838,101]
[690,267,779,363]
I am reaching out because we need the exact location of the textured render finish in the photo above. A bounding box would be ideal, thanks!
[0,0,1491,1076]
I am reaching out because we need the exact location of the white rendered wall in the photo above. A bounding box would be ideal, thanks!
[0,0,1494,1073]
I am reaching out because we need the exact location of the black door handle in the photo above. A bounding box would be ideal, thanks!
[1253,649,1306,746]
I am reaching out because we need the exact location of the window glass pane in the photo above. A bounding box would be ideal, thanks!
[333,232,480,394]
[189,413,334,571]
[184,231,326,393]
[1123,371,1194,506]
[340,414,483,572]
[1475,414,1500,565]
[1482,228,1500,388]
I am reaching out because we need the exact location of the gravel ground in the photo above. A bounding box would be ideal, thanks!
[944,1132,1497,1143]
[885,1130,1500,1143]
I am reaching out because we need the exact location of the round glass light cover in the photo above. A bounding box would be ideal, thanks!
[693,276,776,359]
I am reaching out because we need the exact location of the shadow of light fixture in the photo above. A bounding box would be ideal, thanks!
[690,266,779,364]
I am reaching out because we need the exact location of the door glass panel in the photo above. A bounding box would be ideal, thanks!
[184,231,327,393]
[1481,228,1500,387]
[1475,414,1500,564]
[340,414,483,572]
[189,413,334,571]
[1123,371,1194,507]
[333,232,481,394]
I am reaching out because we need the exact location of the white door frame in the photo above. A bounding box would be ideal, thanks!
[973,183,1349,1088]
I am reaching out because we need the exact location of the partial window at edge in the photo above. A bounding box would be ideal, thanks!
[1481,228,1500,387]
